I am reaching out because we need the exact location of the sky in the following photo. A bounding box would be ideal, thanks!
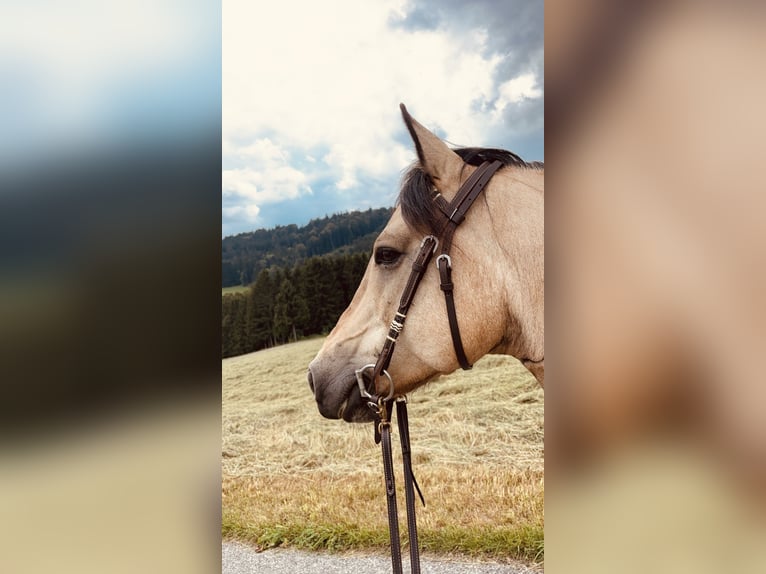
[223,0,543,237]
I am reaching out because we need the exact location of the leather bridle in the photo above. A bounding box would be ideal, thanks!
[354,159,503,574]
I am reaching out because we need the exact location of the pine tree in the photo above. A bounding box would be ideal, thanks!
[273,277,309,344]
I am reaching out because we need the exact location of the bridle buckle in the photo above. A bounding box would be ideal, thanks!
[419,234,438,254]
[435,253,452,270]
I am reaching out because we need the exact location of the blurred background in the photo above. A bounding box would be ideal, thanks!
[0,1,221,573]
[546,1,766,572]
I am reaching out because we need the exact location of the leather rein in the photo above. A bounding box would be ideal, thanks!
[354,159,503,574]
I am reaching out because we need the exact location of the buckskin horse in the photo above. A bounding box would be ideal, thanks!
[308,104,543,421]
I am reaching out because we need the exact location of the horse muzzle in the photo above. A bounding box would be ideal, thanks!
[307,361,376,422]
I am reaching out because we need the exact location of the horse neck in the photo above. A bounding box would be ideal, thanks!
[480,168,544,364]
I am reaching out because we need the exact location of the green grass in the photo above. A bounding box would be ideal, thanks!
[222,285,249,296]
[222,519,390,552]
[222,338,544,564]
[222,519,544,563]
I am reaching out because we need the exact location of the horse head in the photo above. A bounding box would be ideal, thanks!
[308,105,544,422]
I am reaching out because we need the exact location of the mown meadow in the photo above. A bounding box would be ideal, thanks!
[222,337,544,564]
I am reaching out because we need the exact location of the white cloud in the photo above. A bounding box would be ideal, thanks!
[224,0,520,187]
[223,137,313,220]
[234,138,288,162]
[492,73,543,120]
[321,141,412,192]
[498,73,542,104]
[222,0,543,233]
[223,204,260,221]
[223,166,311,203]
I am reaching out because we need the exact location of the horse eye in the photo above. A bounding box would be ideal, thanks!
[374,247,402,267]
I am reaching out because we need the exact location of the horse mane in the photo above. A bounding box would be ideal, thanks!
[398,147,543,234]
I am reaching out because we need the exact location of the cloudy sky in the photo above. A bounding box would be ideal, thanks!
[223,0,543,237]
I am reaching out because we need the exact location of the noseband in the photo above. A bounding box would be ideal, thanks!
[355,159,503,574]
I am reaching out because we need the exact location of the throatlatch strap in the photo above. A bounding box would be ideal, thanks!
[435,160,502,370]
[437,257,472,370]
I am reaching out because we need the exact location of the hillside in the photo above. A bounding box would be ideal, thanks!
[222,207,393,287]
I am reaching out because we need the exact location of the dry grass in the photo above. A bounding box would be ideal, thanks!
[222,337,544,563]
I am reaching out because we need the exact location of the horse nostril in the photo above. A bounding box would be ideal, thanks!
[307,369,315,394]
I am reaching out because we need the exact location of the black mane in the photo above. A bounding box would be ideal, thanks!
[398,147,542,234]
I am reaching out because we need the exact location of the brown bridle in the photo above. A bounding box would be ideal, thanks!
[354,159,503,574]
[356,158,504,399]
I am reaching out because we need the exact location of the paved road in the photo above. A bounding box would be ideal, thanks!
[222,541,539,574]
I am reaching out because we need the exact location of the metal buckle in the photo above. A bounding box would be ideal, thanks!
[420,235,438,254]
[436,253,451,269]
[355,363,395,401]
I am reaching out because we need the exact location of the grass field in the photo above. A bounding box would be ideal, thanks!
[222,337,544,564]
[222,285,249,296]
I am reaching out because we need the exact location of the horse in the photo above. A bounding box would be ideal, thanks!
[308,104,543,422]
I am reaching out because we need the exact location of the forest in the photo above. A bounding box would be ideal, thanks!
[221,208,396,358]
[221,252,370,358]
[222,207,392,287]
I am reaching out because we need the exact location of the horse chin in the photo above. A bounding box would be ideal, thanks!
[340,384,376,423]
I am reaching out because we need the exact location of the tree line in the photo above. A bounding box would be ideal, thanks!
[222,207,392,287]
[222,252,370,358]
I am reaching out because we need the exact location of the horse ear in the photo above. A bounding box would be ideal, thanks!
[400,103,463,186]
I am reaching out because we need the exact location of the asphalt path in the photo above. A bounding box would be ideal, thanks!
[222,541,539,574]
